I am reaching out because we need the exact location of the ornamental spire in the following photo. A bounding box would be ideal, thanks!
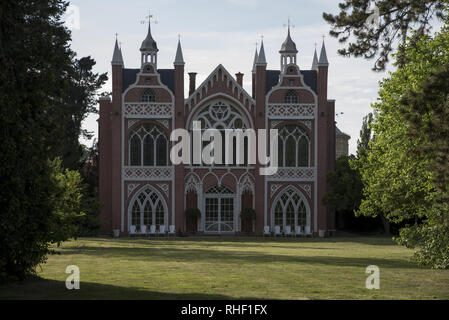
[112,35,123,65]
[256,37,267,66]
[174,36,185,65]
[311,43,318,70]
[318,37,329,66]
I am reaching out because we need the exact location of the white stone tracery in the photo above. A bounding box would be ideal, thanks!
[128,185,168,231]
[271,186,310,231]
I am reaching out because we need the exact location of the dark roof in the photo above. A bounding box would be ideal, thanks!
[122,68,175,93]
[265,69,317,94]
[336,126,350,138]
[122,68,139,93]
[158,69,175,93]
[266,70,280,93]
[301,70,317,93]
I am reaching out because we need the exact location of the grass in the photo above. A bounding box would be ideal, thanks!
[1,235,448,299]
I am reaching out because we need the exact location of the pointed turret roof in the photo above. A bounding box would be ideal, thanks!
[140,19,158,52]
[279,26,298,53]
[311,46,318,70]
[112,38,123,65]
[174,39,184,65]
[318,40,329,66]
[252,47,258,73]
[256,40,267,66]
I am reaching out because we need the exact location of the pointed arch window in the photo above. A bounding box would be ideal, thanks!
[272,187,309,231]
[141,89,156,102]
[190,101,250,166]
[284,90,298,104]
[278,125,310,167]
[129,186,166,231]
[129,124,168,166]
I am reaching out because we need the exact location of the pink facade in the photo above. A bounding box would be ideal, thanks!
[98,23,336,236]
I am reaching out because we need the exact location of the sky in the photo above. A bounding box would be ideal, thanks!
[68,0,395,155]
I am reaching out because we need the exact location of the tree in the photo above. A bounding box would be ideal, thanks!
[323,0,448,70]
[356,113,373,160]
[0,0,74,281]
[356,26,449,268]
[323,155,364,215]
[47,56,107,170]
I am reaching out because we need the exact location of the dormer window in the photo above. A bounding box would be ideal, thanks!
[284,90,298,104]
[141,89,156,102]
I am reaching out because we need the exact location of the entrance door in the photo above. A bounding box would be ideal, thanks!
[204,185,235,233]
[205,197,234,233]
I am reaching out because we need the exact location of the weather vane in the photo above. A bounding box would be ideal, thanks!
[283,17,295,29]
[140,10,158,25]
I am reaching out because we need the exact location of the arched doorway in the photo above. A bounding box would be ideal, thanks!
[185,190,198,233]
[271,186,310,232]
[240,190,254,233]
[128,185,168,232]
[204,185,235,233]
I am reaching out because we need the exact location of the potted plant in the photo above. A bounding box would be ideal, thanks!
[240,208,256,233]
[185,207,201,218]
[185,208,201,233]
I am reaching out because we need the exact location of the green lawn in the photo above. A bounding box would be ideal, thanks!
[1,236,448,299]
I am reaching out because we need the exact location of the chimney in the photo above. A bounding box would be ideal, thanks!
[235,72,243,87]
[188,72,197,96]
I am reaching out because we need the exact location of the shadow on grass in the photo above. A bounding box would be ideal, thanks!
[57,243,416,270]
[0,276,255,300]
[86,235,396,247]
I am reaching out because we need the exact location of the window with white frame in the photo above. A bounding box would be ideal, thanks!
[141,89,156,102]
[277,125,310,167]
[129,124,168,166]
[272,187,308,231]
[284,90,298,104]
[130,186,166,231]
[190,101,250,166]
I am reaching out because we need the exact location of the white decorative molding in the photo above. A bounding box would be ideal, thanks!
[155,119,169,129]
[270,184,282,197]
[299,120,312,130]
[157,183,169,197]
[239,174,255,194]
[267,103,315,119]
[266,168,315,181]
[127,119,139,129]
[298,183,312,197]
[124,103,173,118]
[127,183,139,197]
[184,64,255,114]
[270,120,282,128]
[185,174,200,194]
[123,166,174,181]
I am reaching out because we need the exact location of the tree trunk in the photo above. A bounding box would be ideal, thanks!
[379,214,390,234]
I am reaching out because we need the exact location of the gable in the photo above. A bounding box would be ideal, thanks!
[184,64,255,117]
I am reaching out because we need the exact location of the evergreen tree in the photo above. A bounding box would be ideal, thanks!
[323,0,449,70]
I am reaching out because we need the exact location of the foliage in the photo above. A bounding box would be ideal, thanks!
[47,56,107,170]
[0,0,102,281]
[50,159,100,240]
[0,0,73,282]
[356,113,373,160]
[185,208,201,218]
[323,0,449,70]
[323,155,363,214]
[240,208,256,221]
[357,25,449,268]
